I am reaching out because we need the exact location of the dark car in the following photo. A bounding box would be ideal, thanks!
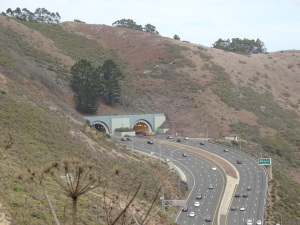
[231,205,236,211]
[204,215,211,222]
[196,193,202,199]
[243,193,248,197]
[121,138,127,141]
[237,160,242,164]
[235,193,240,197]
[223,149,229,152]
[177,139,182,142]
[147,140,153,144]
[200,142,206,145]
[126,137,131,141]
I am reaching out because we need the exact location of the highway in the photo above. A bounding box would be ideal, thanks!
[174,138,267,225]
[115,136,267,225]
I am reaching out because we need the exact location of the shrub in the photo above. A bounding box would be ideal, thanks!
[115,127,132,132]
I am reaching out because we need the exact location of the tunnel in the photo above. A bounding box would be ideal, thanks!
[92,121,110,134]
[133,120,152,134]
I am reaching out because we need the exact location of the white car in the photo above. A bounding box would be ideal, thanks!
[212,167,217,171]
[240,206,246,211]
[256,220,262,225]
[184,137,189,140]
[194,201,200,207]
[189,212,195,217]
[165,158,170,162]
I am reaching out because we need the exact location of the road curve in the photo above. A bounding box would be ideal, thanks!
[169,137,268,225]
[114,136,267,225]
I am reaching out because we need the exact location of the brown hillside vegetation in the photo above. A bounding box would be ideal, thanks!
[1,15,300,224]
[61,21,300,138]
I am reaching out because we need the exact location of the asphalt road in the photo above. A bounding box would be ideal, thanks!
[161,136,268,225]
[115,136,267,225]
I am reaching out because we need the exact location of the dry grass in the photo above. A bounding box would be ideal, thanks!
[1,15,300,224]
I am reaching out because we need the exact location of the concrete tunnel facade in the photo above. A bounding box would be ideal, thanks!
[84,114,167,136]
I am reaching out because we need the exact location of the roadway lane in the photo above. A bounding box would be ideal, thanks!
[164,137,268,225]
[115,137,225,225]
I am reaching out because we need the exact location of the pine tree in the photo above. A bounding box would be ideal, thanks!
[71,59,101,114]
[101,60,124,105]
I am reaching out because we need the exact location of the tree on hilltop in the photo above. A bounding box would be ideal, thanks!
[112,19,143,31]
[3,7,61,23]
[173,34,180,40]
[112,19,160,35]
[212,38,267,54]
[143,24,159,35]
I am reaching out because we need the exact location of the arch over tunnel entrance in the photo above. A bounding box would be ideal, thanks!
[133,120,153,134]
[84,114,166,136]
[92,121,110,134]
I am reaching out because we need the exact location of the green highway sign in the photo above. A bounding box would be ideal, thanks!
[258,158,271,165]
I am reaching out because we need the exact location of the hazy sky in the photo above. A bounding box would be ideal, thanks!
[1,0,300,52]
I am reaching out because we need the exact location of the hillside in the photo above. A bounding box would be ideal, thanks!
[0,14,300,224]
[0,16,180,225]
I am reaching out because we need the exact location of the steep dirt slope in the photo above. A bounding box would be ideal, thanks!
[61,21,300,137]
[1,17,300,224]
[1,16,299,139]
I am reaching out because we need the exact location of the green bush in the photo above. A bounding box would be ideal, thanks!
[231,140,239,146]
[259,136,293,160]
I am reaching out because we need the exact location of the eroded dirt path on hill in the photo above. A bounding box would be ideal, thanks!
[0,202,10,225]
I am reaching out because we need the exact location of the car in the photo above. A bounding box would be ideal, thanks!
[189,212,195,217]
[165,158,170,162]
[256,220,262,225]
[247,219,253,225]
[231,205,236,211]
[182,153,187,157]
[247,186,252,190]
[182,205,188,211]
[126,137,131,141]
[143,133,149,136]
[243,193,248,197]
[199,142,206,145]
[194,201,200,207]
[223,149,229,152]
[204,215,211,222]
[240,206,246,211]
[147,140,153,144]
[184,136,189,140]
[148,133,155,135]
[237,160,242,164]
[177,139,182,142]
[208,184,213,189]
[212,167,217,171]
[196,193,202,199]
[166,135,172,139]
[121,138,127,141]
[235,193,240,197]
